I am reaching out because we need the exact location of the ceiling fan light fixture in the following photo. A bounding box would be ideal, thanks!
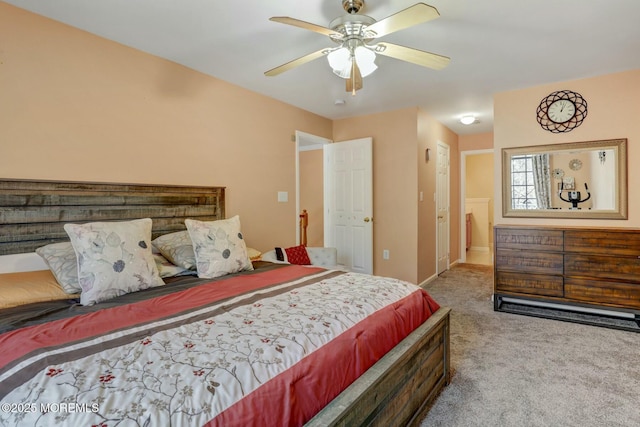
[328,47,351,78]
[327,46,377,79]
[354,46,377,77]
[266,3,450,94]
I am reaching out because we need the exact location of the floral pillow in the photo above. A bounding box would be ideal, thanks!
[152,231,197,270]
[185,216,253,279]
[35,242,81,294]
[64,218,164,305]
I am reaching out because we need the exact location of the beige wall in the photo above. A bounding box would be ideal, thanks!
[459,132,494,152]
[312,107,460,284]
[466,154,494,200]
[417,109,460,282]
[299,149,324,247]
[0,2,332,253]
[333,108,420,283]
[494,69,640,228]
[0,3,463,284]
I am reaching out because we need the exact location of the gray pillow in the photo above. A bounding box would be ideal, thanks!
[35,242,81,294]
[152,230,197,270]
[152,252,195,278]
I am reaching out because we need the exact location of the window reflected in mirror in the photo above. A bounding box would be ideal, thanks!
[510,154,539,210]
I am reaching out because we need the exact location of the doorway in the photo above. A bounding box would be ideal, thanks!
[296,131,330,247]
[295,132,373,274]
[436,141,450,275]
[460,149,495,265]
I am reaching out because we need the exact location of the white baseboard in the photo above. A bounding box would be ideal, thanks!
[418,272,440,288]
[419,259,460,288]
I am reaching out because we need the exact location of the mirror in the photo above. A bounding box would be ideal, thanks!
[502,138,627,219]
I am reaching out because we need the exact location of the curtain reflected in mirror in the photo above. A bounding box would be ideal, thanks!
[532,154,551,209]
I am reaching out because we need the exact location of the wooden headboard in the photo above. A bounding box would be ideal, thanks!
[0,179,225,256]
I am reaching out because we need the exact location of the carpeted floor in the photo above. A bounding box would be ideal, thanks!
[419,264,640,427]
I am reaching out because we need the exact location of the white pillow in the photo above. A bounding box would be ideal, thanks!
[185,216,253,279]
[35,242,81,294]
[64,218,164,305]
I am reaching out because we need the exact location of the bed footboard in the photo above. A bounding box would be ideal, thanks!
[306,306,451,427]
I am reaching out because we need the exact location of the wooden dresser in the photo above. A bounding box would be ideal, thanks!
[494,225,640,330]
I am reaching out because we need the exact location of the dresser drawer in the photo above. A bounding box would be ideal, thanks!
[496,271,563,297]
[565,254,640,281]
[495,228,563,251]
[565,230,640,256]
[496,249,563,275]
[565,278,640,309]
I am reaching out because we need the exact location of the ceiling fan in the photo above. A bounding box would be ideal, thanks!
[264,1,450,94]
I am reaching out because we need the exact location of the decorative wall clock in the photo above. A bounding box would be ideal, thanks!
[569,158,582,171]
[553,168,564,179]
[536,90,588,133]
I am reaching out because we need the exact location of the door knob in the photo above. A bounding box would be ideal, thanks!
[364,217,371,222]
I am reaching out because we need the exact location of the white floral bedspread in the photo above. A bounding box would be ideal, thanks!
[0,266,438,427]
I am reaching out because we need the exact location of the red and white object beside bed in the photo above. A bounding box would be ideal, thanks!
[261,246,346,270]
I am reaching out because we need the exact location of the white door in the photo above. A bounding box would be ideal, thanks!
[324,138,373,274]
[436,141,450,274]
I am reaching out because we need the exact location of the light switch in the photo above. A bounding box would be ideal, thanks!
[277,191,288,202]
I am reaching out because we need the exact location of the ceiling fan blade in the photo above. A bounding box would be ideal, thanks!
[366,3,440,39]
[346,60,363,94]
[374,42,450,70]
[264,48,331,76]
[270,16,343,38]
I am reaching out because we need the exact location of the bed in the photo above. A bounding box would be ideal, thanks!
[0,179,450,426]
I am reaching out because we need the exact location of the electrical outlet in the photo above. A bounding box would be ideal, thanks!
[383,249,390,260]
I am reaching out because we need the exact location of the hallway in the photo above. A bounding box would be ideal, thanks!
[464,248,492,266]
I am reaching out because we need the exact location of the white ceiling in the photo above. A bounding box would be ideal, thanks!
[6,0,640,135]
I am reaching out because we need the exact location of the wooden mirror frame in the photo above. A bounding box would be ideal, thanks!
[502,138,628,219]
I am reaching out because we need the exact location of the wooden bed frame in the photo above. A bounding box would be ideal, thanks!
[0,178,450,426]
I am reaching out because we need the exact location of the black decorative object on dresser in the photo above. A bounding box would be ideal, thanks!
[494,225,640,332]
